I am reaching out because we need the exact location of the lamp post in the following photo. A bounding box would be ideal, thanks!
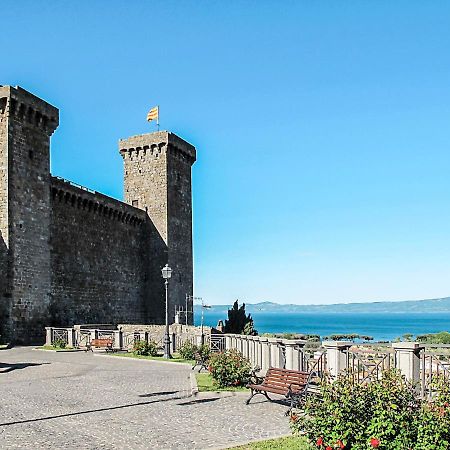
[200,299,211,346]
[161,263,172,359]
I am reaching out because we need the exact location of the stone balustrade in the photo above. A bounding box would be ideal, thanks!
[224,334,311,374]
[44,326,430,391]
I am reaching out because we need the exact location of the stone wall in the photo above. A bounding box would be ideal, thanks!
[0,96,10,340]
[50,177,155,326]
[167,137,195,322]
[0,86,58,343]
[120,132,196,323]
[0,86,196,344]
[117,323,211,335]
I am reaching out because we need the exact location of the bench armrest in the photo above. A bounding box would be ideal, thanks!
[286,382,307,399]
[249,366,264,385]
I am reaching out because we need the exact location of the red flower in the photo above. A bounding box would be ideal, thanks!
[326,446,332,450]
[290,413,298,422]
[316,437,323,446]
[370,438,380,448]
[337,439,345,449]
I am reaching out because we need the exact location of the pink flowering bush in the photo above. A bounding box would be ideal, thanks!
[290,370,450,449]
[208,349,251,388]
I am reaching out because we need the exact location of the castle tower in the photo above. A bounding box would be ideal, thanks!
[119,131,196,324]
[0,86,59,343]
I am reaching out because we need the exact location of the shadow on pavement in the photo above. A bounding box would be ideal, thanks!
[177,397,220,406]
[0,362,49,374]
[0,394,188,427]
[139,390,179,398]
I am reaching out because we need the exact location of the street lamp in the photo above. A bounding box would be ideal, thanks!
[161,263,172,359]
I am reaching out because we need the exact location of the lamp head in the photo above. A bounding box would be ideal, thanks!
[161,264,172,279]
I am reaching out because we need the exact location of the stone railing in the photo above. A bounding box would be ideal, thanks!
[224,334,326,378]
[225,337,448,398]
[45,326,208,353]
[45,326,448,399]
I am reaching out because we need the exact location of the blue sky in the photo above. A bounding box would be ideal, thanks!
[2,1,450,305]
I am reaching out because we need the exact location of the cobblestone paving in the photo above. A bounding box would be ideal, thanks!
[0,347,290,449]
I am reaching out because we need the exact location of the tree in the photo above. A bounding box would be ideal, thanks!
[223,300,258,335]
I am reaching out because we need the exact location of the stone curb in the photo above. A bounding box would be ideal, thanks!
[94,352,195,368]
[32,347,84,353]
[190,371,199,396]
[190,371,251,399]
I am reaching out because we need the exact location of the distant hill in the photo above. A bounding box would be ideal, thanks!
[194,297,450,315]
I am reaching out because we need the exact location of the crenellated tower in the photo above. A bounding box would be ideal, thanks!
[0,86,59,343]
[119,131,196,324]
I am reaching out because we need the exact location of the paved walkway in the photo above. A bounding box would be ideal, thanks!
[0,347,290,449]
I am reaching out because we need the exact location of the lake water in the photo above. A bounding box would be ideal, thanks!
[194,311,450,342]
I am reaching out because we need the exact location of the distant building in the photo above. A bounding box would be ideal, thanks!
[0,86,196,344]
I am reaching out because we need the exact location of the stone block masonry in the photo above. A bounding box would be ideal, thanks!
[0,86,196,344]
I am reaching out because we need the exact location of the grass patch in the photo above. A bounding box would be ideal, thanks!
[196,373,249,392]
[36,345,78,352]
[109,352,195,365]
[228,436,311,450]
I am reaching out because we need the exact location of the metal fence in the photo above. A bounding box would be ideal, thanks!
[46,326,450,400]
[344,344,395,384]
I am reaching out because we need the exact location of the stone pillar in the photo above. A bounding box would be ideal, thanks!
[113,330,123,350]
[268,338,282,368]
[45,327,52,346]
[242,336,249,359]
[225,334,232,351]
[324,341,352,378]
[248,336,254,366]
[254,337,262,369]
[232,335,239,352]
[238,335,244,354]
[392,342,424,385]
[283,340,295,370]
[293,340,306,371]
[232,335,238,352]
[260,337,269,373]
[67,328,75,348]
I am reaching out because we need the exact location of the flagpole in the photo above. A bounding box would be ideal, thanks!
[157,105,160,131]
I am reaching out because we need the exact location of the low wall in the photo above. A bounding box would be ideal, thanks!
[117,323,211,335]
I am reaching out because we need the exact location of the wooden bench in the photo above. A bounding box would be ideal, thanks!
[85,338,115,352]
[246,367,313,413]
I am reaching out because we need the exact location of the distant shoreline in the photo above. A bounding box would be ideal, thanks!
[195,310,450,342]
[194,296,450,315]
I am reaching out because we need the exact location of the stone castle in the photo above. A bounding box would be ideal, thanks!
[0,86,196,344]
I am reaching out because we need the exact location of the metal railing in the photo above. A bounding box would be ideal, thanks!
[344,344,395,384]
[210,335,226,353]
[51,328,69,345]
[421,345,450,399]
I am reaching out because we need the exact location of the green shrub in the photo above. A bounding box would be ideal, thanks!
[291,370,450,449]
[178,341,210,361]
[178,341,197,360]
[197,343,211,360]
[416,331,450,344]
[414,377,450,449]
[52,339,66,349]
[132,340,158,356]
[291,369,420,449]
[208,349,251,388]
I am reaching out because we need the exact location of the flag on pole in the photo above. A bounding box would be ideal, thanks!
[146,106,159,123]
